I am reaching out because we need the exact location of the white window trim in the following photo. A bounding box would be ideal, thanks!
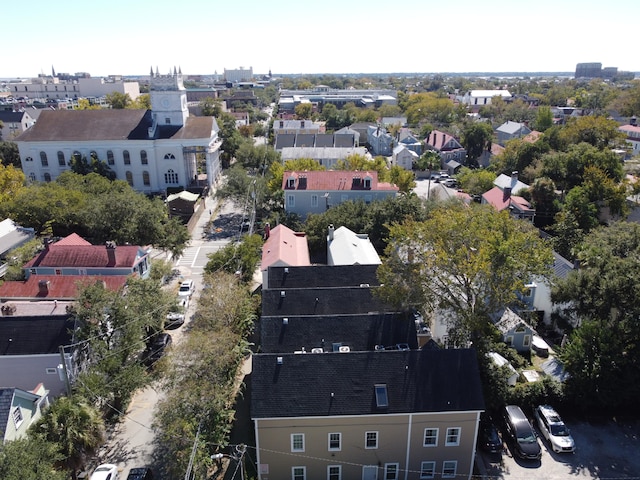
[384,462,399,480]
[328,432,341,451]
[442,461,457,478]
[311,194,318,207]
[327,465,341,480]
[12,407,23,428]
[365,431,379,449]
[287,194,295,208]
[291,433,305,452]
[445,427,461,447]
[423,427,439,447]
[292,466,306,480]
[420,461,436,479]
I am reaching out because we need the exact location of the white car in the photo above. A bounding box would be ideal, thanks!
[90,464,119,480]
[178,279,195,299]
[534,404,575,453]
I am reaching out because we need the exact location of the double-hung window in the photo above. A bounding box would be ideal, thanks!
[291,433,304,452]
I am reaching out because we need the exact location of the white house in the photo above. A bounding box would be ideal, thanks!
[619,122,640,159]
[327,225,381,266]
[392,144,418,171]
[461,90,512,107]
[14,68,222,194]
[496,121,532,145]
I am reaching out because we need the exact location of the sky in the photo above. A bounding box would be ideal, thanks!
[3,0,639,79]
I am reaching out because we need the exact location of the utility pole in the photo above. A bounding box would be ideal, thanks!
[59,345,72,396]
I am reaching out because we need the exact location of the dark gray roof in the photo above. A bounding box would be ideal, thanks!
[295,133,316,147]
[0,315,75,355]
[274,133,295,150]
[315,134,335,147]
[266,264,380,289]
[334,133,356,147]
[552,251,575,279]
[251,348,484,418]
[262,286,393,316]
[0,388,15,438]
[0,111,24,123]
[260,313,418,354]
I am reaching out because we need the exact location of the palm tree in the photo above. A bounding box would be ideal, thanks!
[30,396,105,479]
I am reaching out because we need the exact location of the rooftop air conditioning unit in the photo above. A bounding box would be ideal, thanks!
[311,348,323,353]
[339,346,351,353]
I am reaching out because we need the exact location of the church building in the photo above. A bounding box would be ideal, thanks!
[14,67,222,194]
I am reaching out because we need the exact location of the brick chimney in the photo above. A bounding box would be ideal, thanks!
[106,241,117,267]
[264,222,271,240]
[38,279,50,295]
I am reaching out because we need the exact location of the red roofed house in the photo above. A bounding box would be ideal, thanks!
[619,121,640,159]
[282,170,398,218]
[424,129,467,166]
[0,234,148,301]
[481,186,535,222]
[261,224,311,288]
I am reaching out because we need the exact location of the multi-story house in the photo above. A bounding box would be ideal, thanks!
[252,348,484,480]
[424,130,466,166]
[619,120,640,159]
[282,170,398,218]
[495,121,531,146]
[14,68,222,194]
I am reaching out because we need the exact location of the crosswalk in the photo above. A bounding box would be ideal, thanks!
[175,241,230,272]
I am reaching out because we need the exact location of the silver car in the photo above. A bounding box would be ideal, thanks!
[534,404,575,453]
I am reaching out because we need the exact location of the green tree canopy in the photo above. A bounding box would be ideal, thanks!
[461,122,494,166]
[456,167,496,196]
[0,437,67,480]
[377,203,553,346]
[0,163,25,204]
[105,92,132,109]
[0,141,21,167]
[559,115,626,150]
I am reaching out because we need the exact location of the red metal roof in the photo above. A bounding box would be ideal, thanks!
[282,170,399,192]
[24,244,144,269]
[261,224,311,270]
[0,275,128,300]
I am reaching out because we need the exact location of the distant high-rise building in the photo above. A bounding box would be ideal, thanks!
[575,62,602,78]
[224,66,253,83]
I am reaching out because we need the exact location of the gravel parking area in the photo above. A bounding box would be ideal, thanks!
[479,418,640,479]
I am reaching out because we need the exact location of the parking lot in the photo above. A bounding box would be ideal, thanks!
[479,417,640,479]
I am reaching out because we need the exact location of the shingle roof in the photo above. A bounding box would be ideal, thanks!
[266,264,380,289]
[0,275,127,299]
[261,286,394,316]
[0,389,16,438]
[260,313,418,354]
[251,348,484,418]
[0,315,75,355]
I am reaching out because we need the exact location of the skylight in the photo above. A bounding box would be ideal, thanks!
[375,384,388,408]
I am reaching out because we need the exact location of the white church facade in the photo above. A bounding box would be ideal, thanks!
[15,67,222,194]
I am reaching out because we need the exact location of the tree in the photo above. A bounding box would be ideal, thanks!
[415,150,441,172]
[534,105,554,132]
[0,163,25,204]
[105,92,132,109]
[75,98,101,110]
[388,165,416,193]
[30,396,105,479]
[552,222,640,411]
[0,141,21,167]
[203,234,263,283]
[529,177,560,228]
[199,97,223,117]
[294,103,313,119]
[334,154,389,181]
[456,167,496,196]
[267,158,325,194]
[377,203,553,347]
[559,116,626,150]
[461,122,494,166]
[0,436,67,480]
[130,93,151,109]
[68,153,116,180]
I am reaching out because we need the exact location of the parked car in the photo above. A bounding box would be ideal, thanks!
[502,405,541,460]
[479,414,503,453]
[143,333,172,366]
[178,279,195,299]
[443,178,458,188]
[90,464,119,480]
[126,467,154,480]
[534,404,575,453]
[165,311,185,329]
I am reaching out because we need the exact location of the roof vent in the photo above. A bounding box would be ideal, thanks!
[283,318,288,325]
[311,348,323,353]
[284,267,289,274]
[280,291,286,297]
[277,356,283,365]
[339,346,351,353]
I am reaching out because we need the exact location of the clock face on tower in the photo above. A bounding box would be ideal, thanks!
[160,96,170,108]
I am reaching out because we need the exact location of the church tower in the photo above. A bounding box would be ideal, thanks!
[149,66,189,128]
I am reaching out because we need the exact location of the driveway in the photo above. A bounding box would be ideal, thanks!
[480,417,640,479]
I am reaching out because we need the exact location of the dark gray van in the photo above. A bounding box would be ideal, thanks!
[502,405,541,460]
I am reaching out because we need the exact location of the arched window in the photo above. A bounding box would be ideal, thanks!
[44,173,52,182]
[73,151,82,162]
[164,169,178,184]
[40,151,48,166]
[164,153,176,160]
[143,171,150,186]
[57,151,65,166]
[140,150,148,165]
[28,172,36,182]
[107,150,115,165]
[90,150,98,160]
[123,150,131,165]
[125,171,134,186]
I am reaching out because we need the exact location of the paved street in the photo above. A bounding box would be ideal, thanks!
[92,191,246,479]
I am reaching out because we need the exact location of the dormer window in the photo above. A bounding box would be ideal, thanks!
[364,176,372,189]
[287,177,296,189]
[375,384,388,408]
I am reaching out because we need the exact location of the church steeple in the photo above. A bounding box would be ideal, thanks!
[52,65,56,77]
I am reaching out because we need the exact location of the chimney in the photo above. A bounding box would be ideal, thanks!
[328,224,335,241]
[38,279,50,295]
[511,171,519,181]
[503,187,512,202]
[264,222,271,240]
[631,116,637,126]
[105,241,117,266]
[44,237,53,251]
